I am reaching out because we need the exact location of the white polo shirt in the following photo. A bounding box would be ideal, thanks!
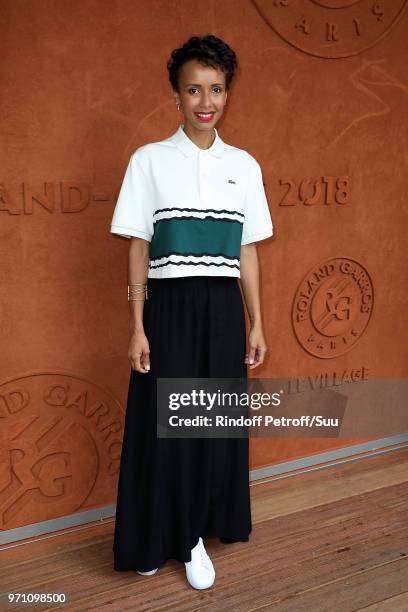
[110,123,273,279]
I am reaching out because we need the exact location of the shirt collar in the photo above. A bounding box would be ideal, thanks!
[170,123,225,158]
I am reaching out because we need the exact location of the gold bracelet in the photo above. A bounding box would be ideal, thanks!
[128,283,148,301]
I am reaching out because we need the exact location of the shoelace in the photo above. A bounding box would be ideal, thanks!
[198,539,212,570]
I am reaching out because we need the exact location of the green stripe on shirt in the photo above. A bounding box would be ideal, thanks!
[150,217,243,260]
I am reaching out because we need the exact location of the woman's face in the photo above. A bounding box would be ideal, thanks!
[174,59,227,131]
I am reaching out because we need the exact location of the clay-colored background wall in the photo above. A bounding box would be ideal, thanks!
[1,1,407,535]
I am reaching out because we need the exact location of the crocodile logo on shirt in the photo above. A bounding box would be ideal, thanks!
[228,179,236,184]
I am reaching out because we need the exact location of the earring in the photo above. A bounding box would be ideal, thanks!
[176,102,180,111]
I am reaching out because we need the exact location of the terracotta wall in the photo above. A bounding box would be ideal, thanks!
[1,1,407,534]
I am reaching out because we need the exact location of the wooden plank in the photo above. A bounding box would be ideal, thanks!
[360,591,408,611]
[251,451,408,523]
[2,481,407,592]
[1,449,407,611]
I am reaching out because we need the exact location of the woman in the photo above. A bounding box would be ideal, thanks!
[110,34,273,590]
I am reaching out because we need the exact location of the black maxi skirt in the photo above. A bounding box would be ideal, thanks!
[113,276,252,572]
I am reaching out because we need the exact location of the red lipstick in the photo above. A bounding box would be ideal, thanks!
[194,112,215,122]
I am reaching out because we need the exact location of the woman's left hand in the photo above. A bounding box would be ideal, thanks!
[245,325,268,369]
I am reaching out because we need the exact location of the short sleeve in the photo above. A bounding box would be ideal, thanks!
[241,159,274,245]
[110,151,154,241]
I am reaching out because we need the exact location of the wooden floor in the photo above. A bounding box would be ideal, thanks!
[1,447,408,611]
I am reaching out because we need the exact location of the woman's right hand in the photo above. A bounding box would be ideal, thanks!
[128,330,151,373]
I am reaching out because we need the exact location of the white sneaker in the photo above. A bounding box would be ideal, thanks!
[184,537,215,589]
[137,568,158,576]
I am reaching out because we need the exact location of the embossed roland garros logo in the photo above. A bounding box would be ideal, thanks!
[252,0,407,58]
[292,257,374,358]
[0,371,125,530]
